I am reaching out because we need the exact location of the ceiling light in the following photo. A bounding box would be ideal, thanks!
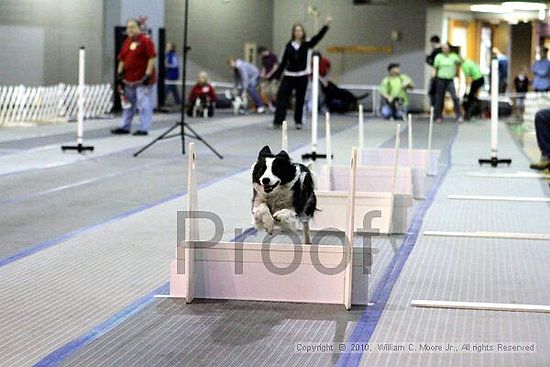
[470,4,511,13]
[502,2,546,11]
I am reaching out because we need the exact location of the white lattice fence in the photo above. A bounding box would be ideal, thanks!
[0,84,113,126]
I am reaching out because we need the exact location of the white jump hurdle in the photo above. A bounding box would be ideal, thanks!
[169,143,374,308]
[357,113,439,199]
[312,122,413,234]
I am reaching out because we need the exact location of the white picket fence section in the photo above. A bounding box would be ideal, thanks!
[0,83,113,126]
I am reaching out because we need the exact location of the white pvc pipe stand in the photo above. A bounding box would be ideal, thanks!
[77,47,85,145]
[311,55,319,154]
[358,104,364,149]
[428,106,434,153]
[388,123,401,234]
[490,58,499,158]
[325,112,332,166]
[281,121,288,152]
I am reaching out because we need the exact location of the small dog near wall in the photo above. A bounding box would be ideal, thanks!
[251,146,317,243]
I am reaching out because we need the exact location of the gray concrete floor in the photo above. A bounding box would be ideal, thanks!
[2,112,548,367]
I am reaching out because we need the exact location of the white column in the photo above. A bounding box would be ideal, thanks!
[311,55,319,154]
[358,104,364,149]
[428,106,434,153]
[491,58,499,158]
[77,47,85,145]
[325,112,332,166]
[407,113,413,150]
[281,120,288,152]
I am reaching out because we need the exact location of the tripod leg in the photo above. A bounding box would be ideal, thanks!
[133,122,180,157]
[184,123,224,159]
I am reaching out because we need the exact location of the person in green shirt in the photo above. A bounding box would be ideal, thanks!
[461,58,485,119]
[433,43,462,123]
[379,63,414,120]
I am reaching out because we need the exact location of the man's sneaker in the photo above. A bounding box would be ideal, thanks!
[296,123,303,130]
[133,130,148,136]
[435,118,443,124]
[257,106,266,114]
[530,157,550,171]
[111,128,130,135]
[456,116,464,123]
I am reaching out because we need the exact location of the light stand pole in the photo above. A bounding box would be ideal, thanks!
[133,0,223,159]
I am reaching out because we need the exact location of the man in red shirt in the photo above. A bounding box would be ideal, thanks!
[111,19,157,136]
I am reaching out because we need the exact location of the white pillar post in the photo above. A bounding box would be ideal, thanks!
[358,104,364,149]
[311,55,319,154]
[77,47,85,145]
[325,112,332,166]
[491,58,499,158]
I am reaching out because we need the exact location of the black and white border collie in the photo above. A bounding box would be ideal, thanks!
[252,146,317,243]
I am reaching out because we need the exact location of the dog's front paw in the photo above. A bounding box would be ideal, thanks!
[253,204,275,234]
[273,209,297,231]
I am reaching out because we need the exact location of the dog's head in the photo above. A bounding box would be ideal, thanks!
[252,145,296,194]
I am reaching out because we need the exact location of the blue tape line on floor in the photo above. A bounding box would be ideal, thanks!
[336,125,458,367]
[0,118,361,268]
[0,165,251,269]
[32,227,256,367]
[33,283,170,367]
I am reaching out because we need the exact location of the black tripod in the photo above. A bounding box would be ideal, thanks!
[133,0,223,159]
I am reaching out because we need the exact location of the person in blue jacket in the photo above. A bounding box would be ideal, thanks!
[165,42,181,105]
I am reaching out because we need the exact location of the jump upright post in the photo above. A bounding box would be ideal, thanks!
[302,55,328,161]
[62,47,94,153]
[478,58,511,167]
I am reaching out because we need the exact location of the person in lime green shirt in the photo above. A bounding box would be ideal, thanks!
[433,43,462,123]
[379,63,414,120]
[461,58,485,119]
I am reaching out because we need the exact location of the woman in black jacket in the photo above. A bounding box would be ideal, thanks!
[274,17,331,129]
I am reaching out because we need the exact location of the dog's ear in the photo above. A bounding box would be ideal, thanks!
[275,150,290,161]
[258,145,272,158]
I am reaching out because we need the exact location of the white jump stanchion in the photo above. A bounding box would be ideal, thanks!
[407,114,413,171]
[344,147,358,310]
[428,106,434,154]
[407,113,413,151]
[424,107,434,175]
[62,46,94,153]
[478,59,511,167]
[281,120,288,152]
[388,123,401,234]
[302,55,328,161]
[358,104,364,149]
[325,113,332,166]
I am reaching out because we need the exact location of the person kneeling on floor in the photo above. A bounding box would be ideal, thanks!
[530,109,550,170]
[379,63,413,120]
[187,72,217,117]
